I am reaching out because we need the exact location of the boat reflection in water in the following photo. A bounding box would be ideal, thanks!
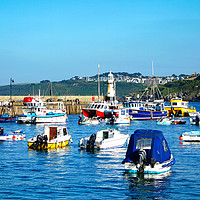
[123,171,172,199]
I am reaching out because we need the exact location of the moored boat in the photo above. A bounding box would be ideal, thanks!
[122,129,175,174]
[190,113,200,125]
[0,127,25,141]
[156,117,172,125]
[28,125,72,150]
[179,131,200,142]
[108,108,131,125]
[164,97,196,117]
[157,117,186,125]
[82,71,118,119]
[78,127,129,150]
[78,116,100,125]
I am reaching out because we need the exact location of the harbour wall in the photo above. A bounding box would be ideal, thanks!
[0,96,98,115]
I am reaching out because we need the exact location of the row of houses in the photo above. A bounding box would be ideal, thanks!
[71,72,199,85]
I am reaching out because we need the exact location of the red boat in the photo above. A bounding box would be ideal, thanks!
[82,71,118,119]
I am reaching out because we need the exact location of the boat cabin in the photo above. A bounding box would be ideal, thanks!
[44,126,68,142]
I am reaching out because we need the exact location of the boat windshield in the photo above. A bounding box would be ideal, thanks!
[136,138,152,150]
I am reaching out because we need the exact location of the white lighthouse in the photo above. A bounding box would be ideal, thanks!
[105,71,116,103]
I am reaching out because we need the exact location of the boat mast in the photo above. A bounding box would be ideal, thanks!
[152,61,155,100]
[9,78,14,103]
[98,64,100,101]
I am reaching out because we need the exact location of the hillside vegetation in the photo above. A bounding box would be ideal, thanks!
[0,77,199,101]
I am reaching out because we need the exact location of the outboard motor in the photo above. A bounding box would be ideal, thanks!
[86,134,96,151]
[78,115,83,125]
[110,115,115,125]
[137,150,147,173]
[196,115,200,125]
[33,135,45,150]
[0,127,4,135]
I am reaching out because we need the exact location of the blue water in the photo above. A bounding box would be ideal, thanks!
[0,102,200,200]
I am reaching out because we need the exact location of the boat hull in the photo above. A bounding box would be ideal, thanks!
[28,140,70,150]
[129,110,167,120]
[124,155,175,174]
[180,131,200,142]
[0,117,16,122]
[33,114,67,123]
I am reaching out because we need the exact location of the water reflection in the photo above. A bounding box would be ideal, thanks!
[123,171,172,199]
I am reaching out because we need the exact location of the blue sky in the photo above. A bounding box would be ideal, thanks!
[0,0,200,85]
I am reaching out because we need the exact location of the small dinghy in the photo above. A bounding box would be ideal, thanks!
[0,127,25,141]
[171,119,186,125]
[78,127,129,150]
[122,129,175,174]
[157,117,172,125]
[28,125,73,150]
[78,116,99,125]
[179,131,200,142]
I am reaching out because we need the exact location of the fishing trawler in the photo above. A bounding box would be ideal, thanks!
[123,62,167,120]
[164,98,196,117]
[82,71,118,119]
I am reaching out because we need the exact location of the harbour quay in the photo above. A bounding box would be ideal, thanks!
[0,95,98,115]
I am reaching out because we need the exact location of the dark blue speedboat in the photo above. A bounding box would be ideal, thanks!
[122,129,175,174]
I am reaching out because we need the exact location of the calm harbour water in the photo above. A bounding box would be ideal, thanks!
[0,102,200,200]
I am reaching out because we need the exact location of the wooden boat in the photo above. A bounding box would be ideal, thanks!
[179,131,200,142]
[0,127,25,141]
[122,129,175,174]
[28,125,72,150]
[78,127,129,150]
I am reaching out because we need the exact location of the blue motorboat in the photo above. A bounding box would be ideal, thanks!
[123,101,167,120]
[122,129,175,174]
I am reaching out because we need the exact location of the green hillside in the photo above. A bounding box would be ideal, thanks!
[0,78,199,101]
[0,79,145,98]
[158,78,200,101]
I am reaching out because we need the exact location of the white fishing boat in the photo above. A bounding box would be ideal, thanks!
[28,125,72,150]
[0,127,25,141]
[17,96,46,124]
[179,131,200,142]
[122,129,175,174]
[31,101,67,124]
[78,127,129,150]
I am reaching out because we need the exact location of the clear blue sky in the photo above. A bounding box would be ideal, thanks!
[0,0,200,85]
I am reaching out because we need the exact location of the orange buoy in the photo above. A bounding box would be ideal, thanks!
[179,135,183,140]
[12,135,16,140]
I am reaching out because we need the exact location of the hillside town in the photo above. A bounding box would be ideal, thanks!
[71,72,199,85]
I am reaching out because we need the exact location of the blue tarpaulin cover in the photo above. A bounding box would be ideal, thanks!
[123,129,171,164]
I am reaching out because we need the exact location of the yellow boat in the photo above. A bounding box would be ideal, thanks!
[28,125,73,150]
[164,98,196,117]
